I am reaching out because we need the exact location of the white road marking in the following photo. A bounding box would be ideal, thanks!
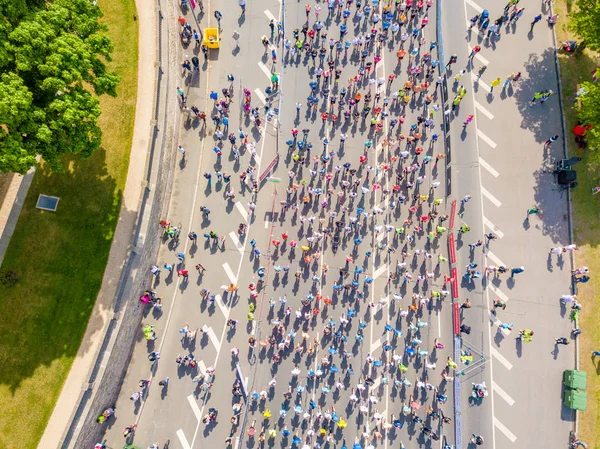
[475,101,495,120]
[264,215,271,228]
[465,0,483,13]
[187,394,203,420]
[254,88,267,105]
[213,293,230,317]
[177,429,192,449]
[492,381,515,406]
[483,217,504,238]
[264,9,277,22]
[371,377,381,389]
[373,264,387,279]
[258,62,272,80]
[490,347,513,370]
[481,186,502,207]
[488,284,509,302]
[491,316,511,336]
[235,201,249,221]
[472,73,491,92]
[206,326,221,351]
[370,336,383,353]
[198,360,207,374]
[486,251,506,268]
[477,129,497,149]
[474,51,490,66]
[494,417,517,442]
[479,157,499,177]
[376,232,385,242]
[244,377,249,389]
[229,231,245,254]
[254,153,262,165]
[222,262,238,284]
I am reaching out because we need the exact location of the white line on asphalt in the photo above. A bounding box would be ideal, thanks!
[472,73,491,93]
[254,88,267,105]
[373,264,387,279]
[370,336,383,353]
[372,377,381,389]
[222,262,238,284]
[206,326,221,351]
[244,377,249,389]
[474,51,490,66]
[376,232,385,243]
[488,284,509,302]
[254,153,262,165]
[479,157,499,177]
[465,0,483,12]
[475,101,495,120]
[487,251,506,268]
[492,381,515,406]
[481,186,502,207]
[213,294,230,317]
[483,217,504,238]
[177,429,192,449]
[187,394,203,420]
[198,360,207,374]
[229,231,245,254]
[264,9,277,22]
[494,417,517,442]
[490,347,513,370]
[264,218,270,228]
[477,129,497,149]
[258,62,272,80]
[235,201,249,221]
[491,316,511,336]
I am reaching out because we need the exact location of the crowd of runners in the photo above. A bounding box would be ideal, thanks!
[93,0,586,446]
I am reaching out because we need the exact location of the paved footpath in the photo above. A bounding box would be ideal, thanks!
[442,0,575,448]
[101,0,461,447]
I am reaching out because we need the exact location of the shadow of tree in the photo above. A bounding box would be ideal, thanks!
[0,148,121,439]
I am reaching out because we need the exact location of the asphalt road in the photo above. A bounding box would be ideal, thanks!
[441,0,576,448]
[96,0,579,447]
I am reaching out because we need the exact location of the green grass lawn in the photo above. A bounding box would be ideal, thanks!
[0,0,138,447]
[553,0,600,445]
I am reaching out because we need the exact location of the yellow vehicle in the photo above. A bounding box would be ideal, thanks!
[204,27,220,49]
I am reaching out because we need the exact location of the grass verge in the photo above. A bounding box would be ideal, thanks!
[553,0,600,445]
[0,0,138,447]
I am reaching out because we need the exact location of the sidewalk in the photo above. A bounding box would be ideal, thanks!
[35,0,156,447]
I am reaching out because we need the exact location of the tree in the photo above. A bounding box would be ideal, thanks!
[569,0,600,52]
[0,0,119,174]
[576,82,600,150]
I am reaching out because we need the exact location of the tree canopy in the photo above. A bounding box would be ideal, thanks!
[569,0,600,52]
[576,81,600,150]
[0,0,119,174]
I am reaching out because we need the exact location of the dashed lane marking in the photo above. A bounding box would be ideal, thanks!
[235,201,249,221]
[213,293,230,317]
[479,157,499,177]
[177,429,192,449]
[254,88,267,105]
[483,216,504,238]
[492,381,515,406]
[490,347,513,370]
[488,284,509,302]
[258,62,272,80]
[475,101,495,120]
[465,0,483,13]
[486,251,506,268]
[472,73,491,93]
[494,417,517,442]
[206,326,221,351]
[223,262,238,284]
[187,394,203,420]
[264,9,277,22]
[373,264,387,279]
[477,129,497,149]
[481,186,502,207]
